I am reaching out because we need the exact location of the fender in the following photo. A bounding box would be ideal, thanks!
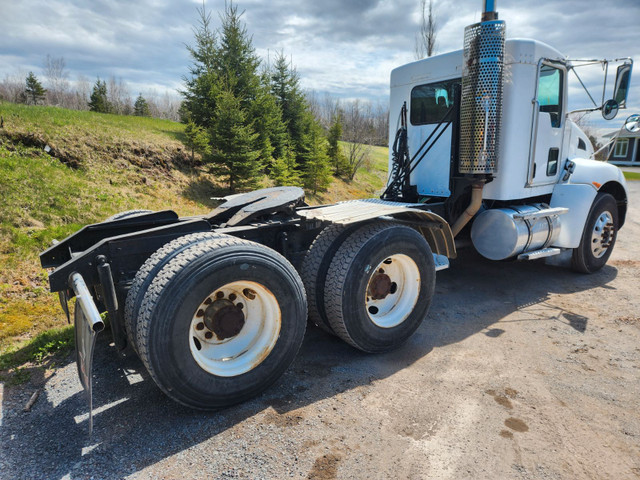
[550,158,628,248]
[297,199,456,258]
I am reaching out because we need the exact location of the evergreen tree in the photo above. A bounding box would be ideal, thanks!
[301,121,332,194]
[270,141,300,186]
[214,3,261,108]
[23,72,46,105]
[181,4,219,128]
[184,120,211,161]
[209,90,262,193]
[182,2,282,171]
[88,78,110,113]
[251,86,288,167]
[270,52,309,160]
[327,113,347,175]
[133,94,151,116]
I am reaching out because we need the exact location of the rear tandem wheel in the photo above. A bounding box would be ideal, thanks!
[136,236,307,409]
[324,222,436,353]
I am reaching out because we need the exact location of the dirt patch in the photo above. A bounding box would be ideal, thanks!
[263,410,305,428]
[500,429,514,439]
[2,131,83,168]
[307,452,342,480]
[615,316,640,325]
[610,259,640,268]
[504,418,529,433]
[486,389,514,409]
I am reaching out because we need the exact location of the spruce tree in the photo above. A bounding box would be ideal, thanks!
[301,120,332,194]
[209,90,262,193]
[181,4,219,128]
[270,52,308,159]
[23,72,47,105]
[88,79,110,113]
[327,113,347,175]
[251,86,288,167]
[184,120,211,161]
[134,94,151,116]
[270,141,300,187]
[214,3,261,108]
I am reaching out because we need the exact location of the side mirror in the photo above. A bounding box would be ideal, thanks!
[602,99,619,120]
[613,62,632,108]
[625,114,640,133]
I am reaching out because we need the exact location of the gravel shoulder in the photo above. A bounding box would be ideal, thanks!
[1,182,639,480]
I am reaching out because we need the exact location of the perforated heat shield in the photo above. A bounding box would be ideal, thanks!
[459,20,506,175]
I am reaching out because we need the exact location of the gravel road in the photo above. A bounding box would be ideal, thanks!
[1,182,639,480]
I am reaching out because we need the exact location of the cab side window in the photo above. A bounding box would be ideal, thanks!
[410,79,459,126]
[537,65,564,128]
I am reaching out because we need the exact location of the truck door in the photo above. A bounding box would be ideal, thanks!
[527,63,566,187]
[408,79,458,197]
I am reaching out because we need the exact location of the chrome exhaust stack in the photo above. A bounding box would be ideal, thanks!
[458,0,506,175]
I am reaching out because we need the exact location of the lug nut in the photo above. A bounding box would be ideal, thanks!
[205,331,213,339]
[229,293,237,301]
[196,309,205,317]
[204,298,212,305]
[216,291,224,299]
[196,322,205,330]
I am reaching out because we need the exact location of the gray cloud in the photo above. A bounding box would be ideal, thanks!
[1,0,638,130]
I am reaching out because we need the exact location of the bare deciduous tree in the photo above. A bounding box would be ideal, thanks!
[43,54,69,105]
[73,75,91,110]
[0,70,28,103]
[107,76,132,115]
[342,99,373,180]
[415,0,437,60]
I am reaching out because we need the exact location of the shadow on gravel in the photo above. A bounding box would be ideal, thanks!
[0,248,618,479]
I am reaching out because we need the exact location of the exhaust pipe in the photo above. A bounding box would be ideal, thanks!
[458,0,506,176]
[481,0,498,21]
[451,183,484,237]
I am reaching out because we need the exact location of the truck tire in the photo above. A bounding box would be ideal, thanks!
[124,232,225,354]
[136,236,307,409]
[300,223,361,335]
[105,209,153,221]
[571,192,618,274]
[324,223,435,353]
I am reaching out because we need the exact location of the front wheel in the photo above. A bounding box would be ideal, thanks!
[324,223,436,353]
[136,236,307,409]
[571,192,618,274]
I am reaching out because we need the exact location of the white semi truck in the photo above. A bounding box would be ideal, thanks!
[40,0,635,429]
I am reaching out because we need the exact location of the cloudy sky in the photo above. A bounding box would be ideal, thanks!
[1,0,638,133]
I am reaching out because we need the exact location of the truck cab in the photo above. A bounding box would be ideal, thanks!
[388,36,631,261]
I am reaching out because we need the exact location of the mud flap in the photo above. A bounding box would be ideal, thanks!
[69,273,105,435]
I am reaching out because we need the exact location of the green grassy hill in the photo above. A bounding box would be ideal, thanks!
[0,101,389,374]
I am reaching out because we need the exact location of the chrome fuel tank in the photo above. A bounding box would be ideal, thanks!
[471,204,561,260]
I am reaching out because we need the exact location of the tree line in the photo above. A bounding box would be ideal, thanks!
[0,57,183,120]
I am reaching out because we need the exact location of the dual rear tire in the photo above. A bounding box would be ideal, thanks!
[126,222,436,409]
[127,235,307,409]
[302,222,436,353]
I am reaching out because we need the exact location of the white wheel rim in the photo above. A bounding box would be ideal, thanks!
[364,254,420,328]
[591,210,614,258]
[189,281,281,377]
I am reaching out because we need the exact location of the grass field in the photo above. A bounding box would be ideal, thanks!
[0,101,390,376]
[623,170,640,181]
[0,102,222,377]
